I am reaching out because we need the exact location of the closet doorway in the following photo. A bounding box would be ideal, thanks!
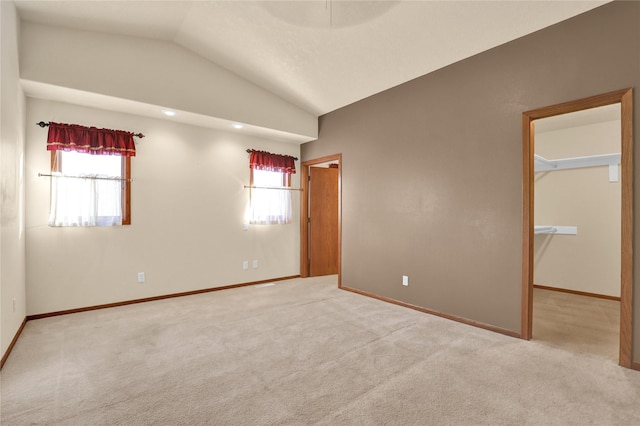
[521,89,633,368]
[534,103,621,360]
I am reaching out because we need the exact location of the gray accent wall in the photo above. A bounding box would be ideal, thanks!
[302,1,640,361]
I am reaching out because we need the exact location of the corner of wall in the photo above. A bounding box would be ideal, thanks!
[1,0,28,362]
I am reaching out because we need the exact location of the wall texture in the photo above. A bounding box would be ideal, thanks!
[302,1,640,361]
[535,120,621,297]
[1,0,27,360]
[25,98,300,316]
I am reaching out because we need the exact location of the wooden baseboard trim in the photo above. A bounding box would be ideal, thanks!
[339,286,520,339]
[1,317,27,370]
[27,275,300,321]
[534,284,621,301]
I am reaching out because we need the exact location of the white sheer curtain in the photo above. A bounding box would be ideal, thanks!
[249,187,292,225]
[49,174,122,227]
[249,169,292,224]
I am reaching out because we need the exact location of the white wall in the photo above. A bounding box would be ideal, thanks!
[1,0,27,359]
[20,21,317,141]
[25,98,300,315]
[534,120,621,297]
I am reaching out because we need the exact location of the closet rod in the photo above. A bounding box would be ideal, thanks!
[38,173,132,182]
[36,121,145,138]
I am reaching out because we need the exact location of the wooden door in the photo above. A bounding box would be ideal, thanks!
[309,167,339,276]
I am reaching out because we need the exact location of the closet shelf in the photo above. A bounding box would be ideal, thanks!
[534,153,620,172]
[534,225,577,235]
[534,153,620,182]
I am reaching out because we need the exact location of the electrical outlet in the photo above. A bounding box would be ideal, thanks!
[402,275,409,286]
[252,260,258,269]
[242,260,249,270]
[137,272,145,283]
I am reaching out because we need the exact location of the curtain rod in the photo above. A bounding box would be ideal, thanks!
[243,185,302,191]
[38,172,132,182]
[246,149,298,161]
[36,122,145,138]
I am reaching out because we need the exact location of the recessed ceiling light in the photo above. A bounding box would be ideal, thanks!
[162,110,176,117]
[232,123,244,129]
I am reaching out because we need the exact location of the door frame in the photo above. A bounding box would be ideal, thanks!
[521,88,633,367]
[300,153,342,286]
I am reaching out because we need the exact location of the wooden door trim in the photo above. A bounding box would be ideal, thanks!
[521,88,634,368]
[300,154,342,286]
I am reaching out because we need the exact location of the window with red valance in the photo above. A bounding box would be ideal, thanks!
[248,150,297,225]
[46,122,135,227]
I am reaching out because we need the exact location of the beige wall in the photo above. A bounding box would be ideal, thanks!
[25,98,300,316]
[534,120,621,297]
[20,22,317,141]
[301,1,640,361]
[1,0,27,359]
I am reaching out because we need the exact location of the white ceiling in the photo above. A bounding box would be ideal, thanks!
[15,0,609,118]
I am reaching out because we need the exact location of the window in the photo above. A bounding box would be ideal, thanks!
[247,150,296,225]
[44,121,136,227]
[249,168,292,224]
[49,150,131,227]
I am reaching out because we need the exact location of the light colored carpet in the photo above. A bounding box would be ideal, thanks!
[2,275,639,425]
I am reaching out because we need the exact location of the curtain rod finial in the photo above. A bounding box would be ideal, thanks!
[37,121,48,128]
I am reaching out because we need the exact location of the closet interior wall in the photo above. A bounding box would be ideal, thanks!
[534,118,621,298]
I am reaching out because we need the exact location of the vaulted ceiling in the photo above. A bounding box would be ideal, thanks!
[14,0,610,138]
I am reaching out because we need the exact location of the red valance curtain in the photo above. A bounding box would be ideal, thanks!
[249,150,296,174]
[46,122,136,156]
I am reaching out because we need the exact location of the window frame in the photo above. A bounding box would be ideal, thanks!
[249,168,291,189]
[50,151,132,225]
